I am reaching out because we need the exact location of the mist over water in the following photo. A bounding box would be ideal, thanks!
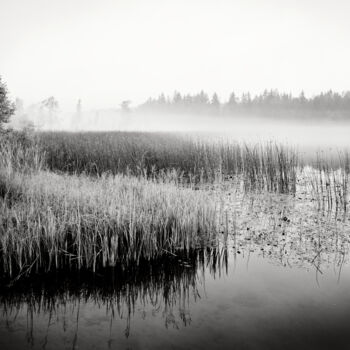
[12,108,350,153]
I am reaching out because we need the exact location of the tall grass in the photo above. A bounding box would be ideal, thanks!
[38,131,299,193]
[241,143,298,193]
[38,132,237,180]
[0,132,44,199]
[2,130,348,281]
[0,135,218,279]
[307,152,350,214]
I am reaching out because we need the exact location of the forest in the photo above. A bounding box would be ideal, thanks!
[138,89,350,119]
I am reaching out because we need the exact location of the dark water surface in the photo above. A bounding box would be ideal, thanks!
[1,190,350,350]
[1,246,349,350]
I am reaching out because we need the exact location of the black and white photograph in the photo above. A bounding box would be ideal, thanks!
[1,1,350,349]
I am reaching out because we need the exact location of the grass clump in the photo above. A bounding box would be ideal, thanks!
[241,143,298,193]
[307,152,350,214]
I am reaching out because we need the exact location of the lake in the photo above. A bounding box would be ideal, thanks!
[1,188,349,350]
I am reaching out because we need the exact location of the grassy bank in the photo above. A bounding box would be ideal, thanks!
[0,136,217,279]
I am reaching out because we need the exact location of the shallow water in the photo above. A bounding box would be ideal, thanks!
[1,189,350,350]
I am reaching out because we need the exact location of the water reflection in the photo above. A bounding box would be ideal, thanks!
[0,247,227,348]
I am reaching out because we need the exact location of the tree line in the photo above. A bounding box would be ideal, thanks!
[138,90,350,118]
[2,72,350,131]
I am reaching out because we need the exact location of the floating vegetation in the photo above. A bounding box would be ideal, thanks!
[220,190,350,275]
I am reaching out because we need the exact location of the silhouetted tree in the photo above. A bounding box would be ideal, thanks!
[241,92,252,108]
[0,76,15,130]
[41,96,59,115]
[210,93,220,114]
[225,91,237,114]
[298,91,307,108]
[120,100,131,113]
[173,91,182,104]
[228,91,237,106]
[40,96,59,128]
[158,93,166,105]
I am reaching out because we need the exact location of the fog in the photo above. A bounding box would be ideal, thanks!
[3,0,350,152]
[2,0,350,111]
[10,105,350,153]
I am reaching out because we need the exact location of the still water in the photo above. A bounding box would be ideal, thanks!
[1,191,350,350]
[1,250,349,350]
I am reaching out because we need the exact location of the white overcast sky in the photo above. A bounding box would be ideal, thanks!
[1,0,350,111]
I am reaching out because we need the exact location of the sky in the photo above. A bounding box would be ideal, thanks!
[1,0,350,111]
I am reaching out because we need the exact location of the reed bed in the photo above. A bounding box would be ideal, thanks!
[305,152,350,214]
[38,131,299,193]
[38,131,237,180]
[0,170,218,279]
[0,133,44,200]
[0,135,218,279]
[241,143,298,193]
[2,130,348,282]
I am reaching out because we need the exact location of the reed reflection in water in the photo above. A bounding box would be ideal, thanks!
[0,246,228,349]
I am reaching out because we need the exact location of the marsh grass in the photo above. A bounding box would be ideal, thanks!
[0,134,44,201]
[38,131,299,193]
[307,152,350,214]
[1,131,349,281]
[241,143,298,193]
[38,131,238,181]
[0,134,222,280]
[0,170,218,279]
